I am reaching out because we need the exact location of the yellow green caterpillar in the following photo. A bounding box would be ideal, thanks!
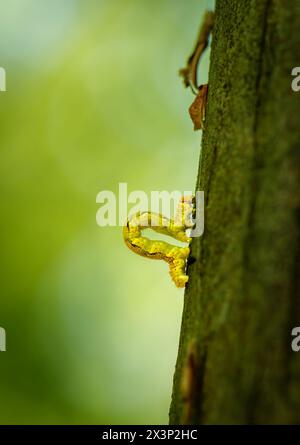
[123,196,194,288]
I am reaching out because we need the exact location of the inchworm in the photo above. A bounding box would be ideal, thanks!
[123,196,194,288]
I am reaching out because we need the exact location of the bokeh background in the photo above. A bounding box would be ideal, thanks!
[0,0,213,424]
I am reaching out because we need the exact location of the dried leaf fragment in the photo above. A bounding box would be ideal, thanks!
[179,11,214,94]
[188,84,208,130]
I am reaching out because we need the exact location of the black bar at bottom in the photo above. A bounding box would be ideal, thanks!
[0,425,298,441]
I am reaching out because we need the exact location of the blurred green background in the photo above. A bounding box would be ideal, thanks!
[0,0,212,424]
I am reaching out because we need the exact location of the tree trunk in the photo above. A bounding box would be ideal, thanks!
[170,0,300,424]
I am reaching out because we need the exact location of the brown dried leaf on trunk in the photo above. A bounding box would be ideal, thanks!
[188,84,208,130]
[179,11,214,94]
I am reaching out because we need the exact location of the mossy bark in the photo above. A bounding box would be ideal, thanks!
[170,0,300,424]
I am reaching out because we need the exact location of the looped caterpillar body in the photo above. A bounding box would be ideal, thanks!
[123,196,195,288]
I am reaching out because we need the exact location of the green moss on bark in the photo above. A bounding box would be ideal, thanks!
[170,0,300,424]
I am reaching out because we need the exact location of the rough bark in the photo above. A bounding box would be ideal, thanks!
[170,0,300,424]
